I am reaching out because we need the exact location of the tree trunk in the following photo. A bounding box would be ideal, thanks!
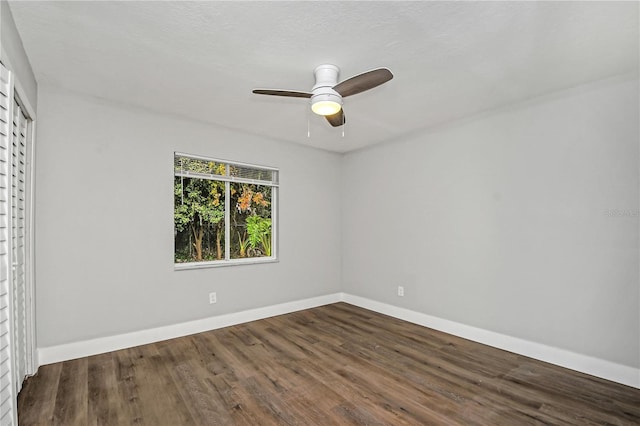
[192,225,204,261]
[216,222,223,260]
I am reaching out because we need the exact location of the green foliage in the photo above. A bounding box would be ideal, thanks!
[230,183,272,259]
[174,176,224,261]
[174,159,274,262]
[246,215,272,257]
[174,177,224,230]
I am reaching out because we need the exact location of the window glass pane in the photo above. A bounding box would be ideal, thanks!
[174,156,226,177]
[228,164,274,183]
[230,183,272,259]
[174,176,225,262]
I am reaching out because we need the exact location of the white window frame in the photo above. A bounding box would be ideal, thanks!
[174,152,279,270]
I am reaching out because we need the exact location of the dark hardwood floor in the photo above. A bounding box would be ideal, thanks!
[18,303,640,425]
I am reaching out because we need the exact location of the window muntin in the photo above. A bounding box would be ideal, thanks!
[174,153,278,268]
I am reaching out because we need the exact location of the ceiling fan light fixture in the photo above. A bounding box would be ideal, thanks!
[252,65,393,127]
[311,93,342,116]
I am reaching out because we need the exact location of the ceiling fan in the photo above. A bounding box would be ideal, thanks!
[252,64,393,127]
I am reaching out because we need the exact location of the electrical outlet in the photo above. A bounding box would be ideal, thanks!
[398,286,404,297]
[209,292,217,304]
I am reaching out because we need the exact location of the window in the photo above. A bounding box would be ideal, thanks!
[174,153,278,268]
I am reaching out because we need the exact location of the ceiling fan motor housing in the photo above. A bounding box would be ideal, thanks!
[312,64,340,89]
[311,64,343,111]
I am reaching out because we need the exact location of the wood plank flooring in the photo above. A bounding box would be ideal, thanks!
[17,303,640,425]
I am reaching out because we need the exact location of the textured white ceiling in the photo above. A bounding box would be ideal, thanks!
[8,1,639,153]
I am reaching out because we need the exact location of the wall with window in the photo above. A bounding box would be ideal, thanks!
[34,84,342,347]
[31,72,640,381]
[342,74,639,370]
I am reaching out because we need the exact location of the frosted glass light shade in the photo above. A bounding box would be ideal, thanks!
[311,93,342,116]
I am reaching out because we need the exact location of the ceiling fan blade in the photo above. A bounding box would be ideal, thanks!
[325,109,345,127]
[252,89,312,98]
[333,68,393,97]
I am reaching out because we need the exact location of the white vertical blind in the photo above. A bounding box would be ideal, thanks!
[11,96,27,397]
[0,61,31,426]
[0,62,17,426]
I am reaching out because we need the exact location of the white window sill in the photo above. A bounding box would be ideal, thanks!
[174,257,278,270]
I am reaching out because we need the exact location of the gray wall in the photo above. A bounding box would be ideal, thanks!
[35,73,639,371]
[342,75,639,368]
[35,85,342,347]
[1,0,37,109]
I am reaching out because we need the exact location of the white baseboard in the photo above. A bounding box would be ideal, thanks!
[342,294,640,389]
[37,293,342,366]
[38,292,639,389]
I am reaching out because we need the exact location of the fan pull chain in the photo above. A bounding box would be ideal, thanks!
[307,108,311,138]
[342,115,346,138]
